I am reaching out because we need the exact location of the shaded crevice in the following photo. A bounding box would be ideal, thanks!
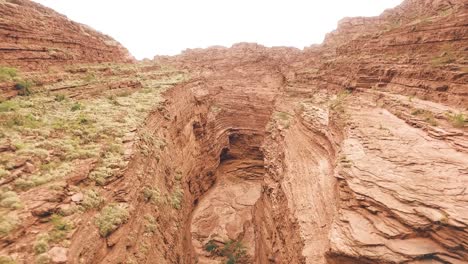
[189,131,267,263]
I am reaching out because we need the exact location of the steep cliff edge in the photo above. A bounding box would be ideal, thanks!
[0,0,467,263]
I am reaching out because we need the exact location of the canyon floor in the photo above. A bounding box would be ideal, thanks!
[0,0,467,263]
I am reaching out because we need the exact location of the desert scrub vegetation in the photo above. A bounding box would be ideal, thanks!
[34,233,50,254]
[170,186,184,210]
[411,108,438,126]
[14,80,33,96]
[139,132,167,157]
[446,112,466,128]
[80,189,104,210]
[0,67,186,235]
[143,215,157,235]
[49,214,74,242]
[95,203,129,237]
[0,66,34,96]
[0,70,184,189]
[204,239,247,264]
[142,186,162,205]
[33,215,73,254]
[0,190,22,209]
[0,213,18,236]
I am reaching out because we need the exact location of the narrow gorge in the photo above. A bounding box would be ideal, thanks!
[0,0,467,263]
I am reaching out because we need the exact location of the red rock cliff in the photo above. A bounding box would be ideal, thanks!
[0,0,134,70]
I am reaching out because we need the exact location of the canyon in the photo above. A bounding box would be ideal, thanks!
[0,0,467,263]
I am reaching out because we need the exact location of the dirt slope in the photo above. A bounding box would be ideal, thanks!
[0,0,467,263]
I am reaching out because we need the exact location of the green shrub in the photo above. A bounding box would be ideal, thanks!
[70,103,83,112]
[49,214,73,242]
[204,240,219,252]
[0,214,18,236]
[33,234,49,255]
[95,203,129,237]
[14,80,33,96]
[4,113,41,128]
[221,240,247,264]
[170,187,183,210]
[0,101,18,112]
[205,239,247,263]
[54,94,66,102]
[142,187,161,204]
[0,191,22,209]
[143,215,157,235]
[81,189,104,210]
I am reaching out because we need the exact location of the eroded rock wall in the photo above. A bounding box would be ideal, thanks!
[0,0,466,263]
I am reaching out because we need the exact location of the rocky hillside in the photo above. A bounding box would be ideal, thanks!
[0,0,133,71]
[0,0,467,264]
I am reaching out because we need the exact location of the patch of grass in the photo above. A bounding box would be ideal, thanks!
[89,151,126,185]
[49,214,73,243]
[0,191,22,209]
[205,239,247,264]
[139,132,166,157]
[447,113,466,128]
[0,101,18,112]
[54,94,66,102]
[0,169,10,179]
[14,163,72,191]
[81,189,104,210]
[34,234,49,255]
[95,203,129,237]
[70,103,83,112]
[170,186,183,210]
[0,214,18,236]
[143,215,157,235]
[0,68,186,226]
[411,108,438,126]
[83,73,96,83]
[142,187,161,205]
[0,66,17,82]
[222,240,247,264]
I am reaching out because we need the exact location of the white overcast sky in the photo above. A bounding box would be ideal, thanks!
[34,0,403,59]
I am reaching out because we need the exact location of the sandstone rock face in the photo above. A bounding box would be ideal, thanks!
[0,0,133,70]
[0,0,466,264]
